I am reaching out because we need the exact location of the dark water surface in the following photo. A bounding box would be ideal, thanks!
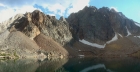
[0,57,140,72]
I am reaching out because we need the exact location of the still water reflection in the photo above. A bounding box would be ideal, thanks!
[0,57,140,72]
[63,57,140,72]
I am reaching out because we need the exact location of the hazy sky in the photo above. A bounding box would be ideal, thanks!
[0,0,140,23]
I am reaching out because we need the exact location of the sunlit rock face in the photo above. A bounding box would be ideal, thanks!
[8,10,72,45]
[0,10,72,59]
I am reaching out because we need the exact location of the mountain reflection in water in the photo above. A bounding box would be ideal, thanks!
[0,58,68,72]
[63,57,140,72]
[0,57,140,72]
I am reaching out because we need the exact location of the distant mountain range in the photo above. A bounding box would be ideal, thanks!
[0,6,140,59]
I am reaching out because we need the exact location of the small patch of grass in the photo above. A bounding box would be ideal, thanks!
[13,51,19,59]
[0,53,7,56]
[0,51,19,60]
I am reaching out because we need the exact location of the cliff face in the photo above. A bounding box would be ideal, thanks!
[66,6,140,57]
[67,6,114,44]
[9,10,72,46]
[67,6,140,44]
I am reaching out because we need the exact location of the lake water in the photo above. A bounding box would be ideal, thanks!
[0,57,140,72]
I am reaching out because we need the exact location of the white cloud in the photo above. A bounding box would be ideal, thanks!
[38,0,90,16]
[47,13,55,16]
[0,5,39,23]
[67,0,90,14]
[110,7,118,12]
[0,0,90,23]
[46,3,65,16]
[0,3,5,7]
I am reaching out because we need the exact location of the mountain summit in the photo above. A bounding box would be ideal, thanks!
[67,6,140,45]
[66,6,140,57]
[0,10,71,59]
[0,6,140,59]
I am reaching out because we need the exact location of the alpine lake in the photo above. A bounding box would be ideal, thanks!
[0,57,140,72]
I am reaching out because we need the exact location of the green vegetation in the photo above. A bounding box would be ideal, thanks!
[0,51,19,60]
[13,51,19,59]
[0,53,7,56]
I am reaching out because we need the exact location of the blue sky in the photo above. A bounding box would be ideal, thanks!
[89,0,140,23]
[0,0,140,23]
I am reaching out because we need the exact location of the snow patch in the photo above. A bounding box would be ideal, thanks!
[118,33,123,37]
[107,33,118,44]
[126,26,131,36]
[134,36,136,37]
[79,39,106,48]
[137,36,140,38]
[135,22,140,27]
[134,36,140,38]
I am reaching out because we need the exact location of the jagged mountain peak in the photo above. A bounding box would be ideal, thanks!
[59,16,67,22]
[1,6,140,58]
[67,6,140,45]
[6,10,72,45]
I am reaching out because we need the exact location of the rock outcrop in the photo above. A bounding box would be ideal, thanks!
[9,10,72,45]
[0,10,71,59]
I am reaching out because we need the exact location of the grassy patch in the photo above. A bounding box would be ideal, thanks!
[0,53,7,56]
[0,51,19,60]
[13,51,19,59]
